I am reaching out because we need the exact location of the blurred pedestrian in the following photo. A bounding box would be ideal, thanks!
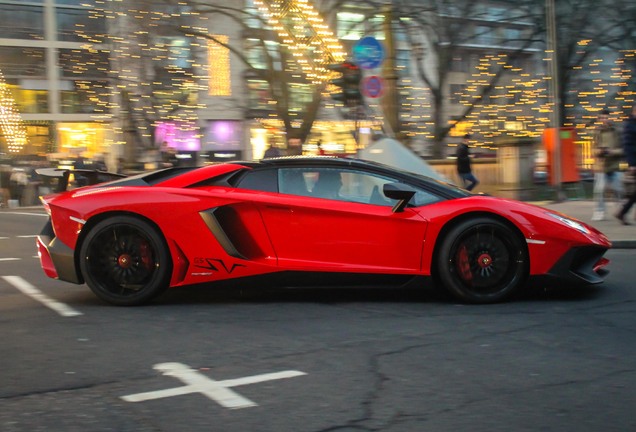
[615,104,636,225]
[591,109,623,221]
[73,155,88,187]
[456,134,479,191]
[263,141,282,159]
[317,140,326,156]
[94,154,107,171]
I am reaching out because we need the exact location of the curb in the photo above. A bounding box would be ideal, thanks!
[610,240,636,249]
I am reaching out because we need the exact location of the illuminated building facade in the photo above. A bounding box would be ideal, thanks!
[0,0,547,162]
[0,0,109,158]
[1,0,630,166]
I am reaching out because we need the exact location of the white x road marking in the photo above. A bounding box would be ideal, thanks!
[121,362,306,409]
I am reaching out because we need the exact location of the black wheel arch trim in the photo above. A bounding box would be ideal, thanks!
[432,211,529,274]
[74,211,169,283]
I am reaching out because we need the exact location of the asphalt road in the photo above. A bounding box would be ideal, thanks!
[1,210,635,432]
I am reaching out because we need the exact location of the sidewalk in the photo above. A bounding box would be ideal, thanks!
[538,199,636,249]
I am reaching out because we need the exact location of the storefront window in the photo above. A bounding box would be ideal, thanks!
[337,12,365,41]
[156,36,192,70]
[59,49,110,78]
[0,4,44,39]
[0,46,46,77]
[58,49,110,114]
[24,124,52,155]
[56,7,106,42]
[202,121,241,151]
[154,122,201,152]
[60,80,110,114]
[56,122,107,156]
[337,11,384,41]
[0,47,48,113]
[55,0,88,4]
[6,82,49,114]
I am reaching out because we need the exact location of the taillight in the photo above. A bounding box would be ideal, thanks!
[40,196,51,216]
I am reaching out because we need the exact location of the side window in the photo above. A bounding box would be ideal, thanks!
[277,167,441,207]
[411,190,441,207]
[234,169,278,192]
[278,167,394,205]
[340,171,393,205]
[278,168,312,197]
[279,167,346,200]
[339,171,442,207]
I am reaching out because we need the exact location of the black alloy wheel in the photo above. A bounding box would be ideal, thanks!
[79,216,172,306]
[437,217,528,304]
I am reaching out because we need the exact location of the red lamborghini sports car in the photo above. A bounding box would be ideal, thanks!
[36,157,610,306]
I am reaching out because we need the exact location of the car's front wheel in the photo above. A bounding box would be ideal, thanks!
[436,217,528,304]
[79,216,172,306]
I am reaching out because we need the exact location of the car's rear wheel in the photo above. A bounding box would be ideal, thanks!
[79,216,171,306]
[436,217,527,304]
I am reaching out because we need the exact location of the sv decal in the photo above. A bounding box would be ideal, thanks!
[194,258,245,274]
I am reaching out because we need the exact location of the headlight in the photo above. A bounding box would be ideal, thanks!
[548,213,590,234]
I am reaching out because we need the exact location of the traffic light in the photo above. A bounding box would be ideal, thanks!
[327,61,362,106]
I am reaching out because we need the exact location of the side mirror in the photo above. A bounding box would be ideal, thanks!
[383,183,416,213]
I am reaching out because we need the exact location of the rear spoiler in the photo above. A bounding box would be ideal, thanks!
[36,168,127,193]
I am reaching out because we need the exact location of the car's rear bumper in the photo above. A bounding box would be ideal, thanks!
[37,219,82,284]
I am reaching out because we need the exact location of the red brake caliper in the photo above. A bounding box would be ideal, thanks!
[139,241,154,270]
[457,245,472,282]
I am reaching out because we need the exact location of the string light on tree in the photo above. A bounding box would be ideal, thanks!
[457,53,550,149]
[253,0,346,84]
[0,69,27,153]
[77,1,209,148]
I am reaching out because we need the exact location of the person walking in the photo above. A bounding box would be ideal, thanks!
[591,109,623,221]
[263,140,282,158]
[456,134,479,191]
[316,140,326,156]
[615,104,636,225]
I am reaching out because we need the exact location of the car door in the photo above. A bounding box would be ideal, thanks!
[250,167,430,272]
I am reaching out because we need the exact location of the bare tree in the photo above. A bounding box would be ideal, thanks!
[70,0,209,164]
[77,0,343,159]
[600,0,636,114]
[187,0,343,152]
[533,0,622,125]
[338,0,542,157]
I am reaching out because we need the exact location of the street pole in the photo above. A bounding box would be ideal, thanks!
[381,3,399,139]
[546,0,563,201]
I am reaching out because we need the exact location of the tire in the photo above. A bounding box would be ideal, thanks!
[436,217,528,304]
[79,216,172,306]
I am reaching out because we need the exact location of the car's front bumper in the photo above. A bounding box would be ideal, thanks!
[545,245,609,284]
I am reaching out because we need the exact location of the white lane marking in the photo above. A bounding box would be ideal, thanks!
[0,237,8,240]
[17,235,38,238]
[1,276,83,317]
[121,362,306,409]
[0,258,21,262]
